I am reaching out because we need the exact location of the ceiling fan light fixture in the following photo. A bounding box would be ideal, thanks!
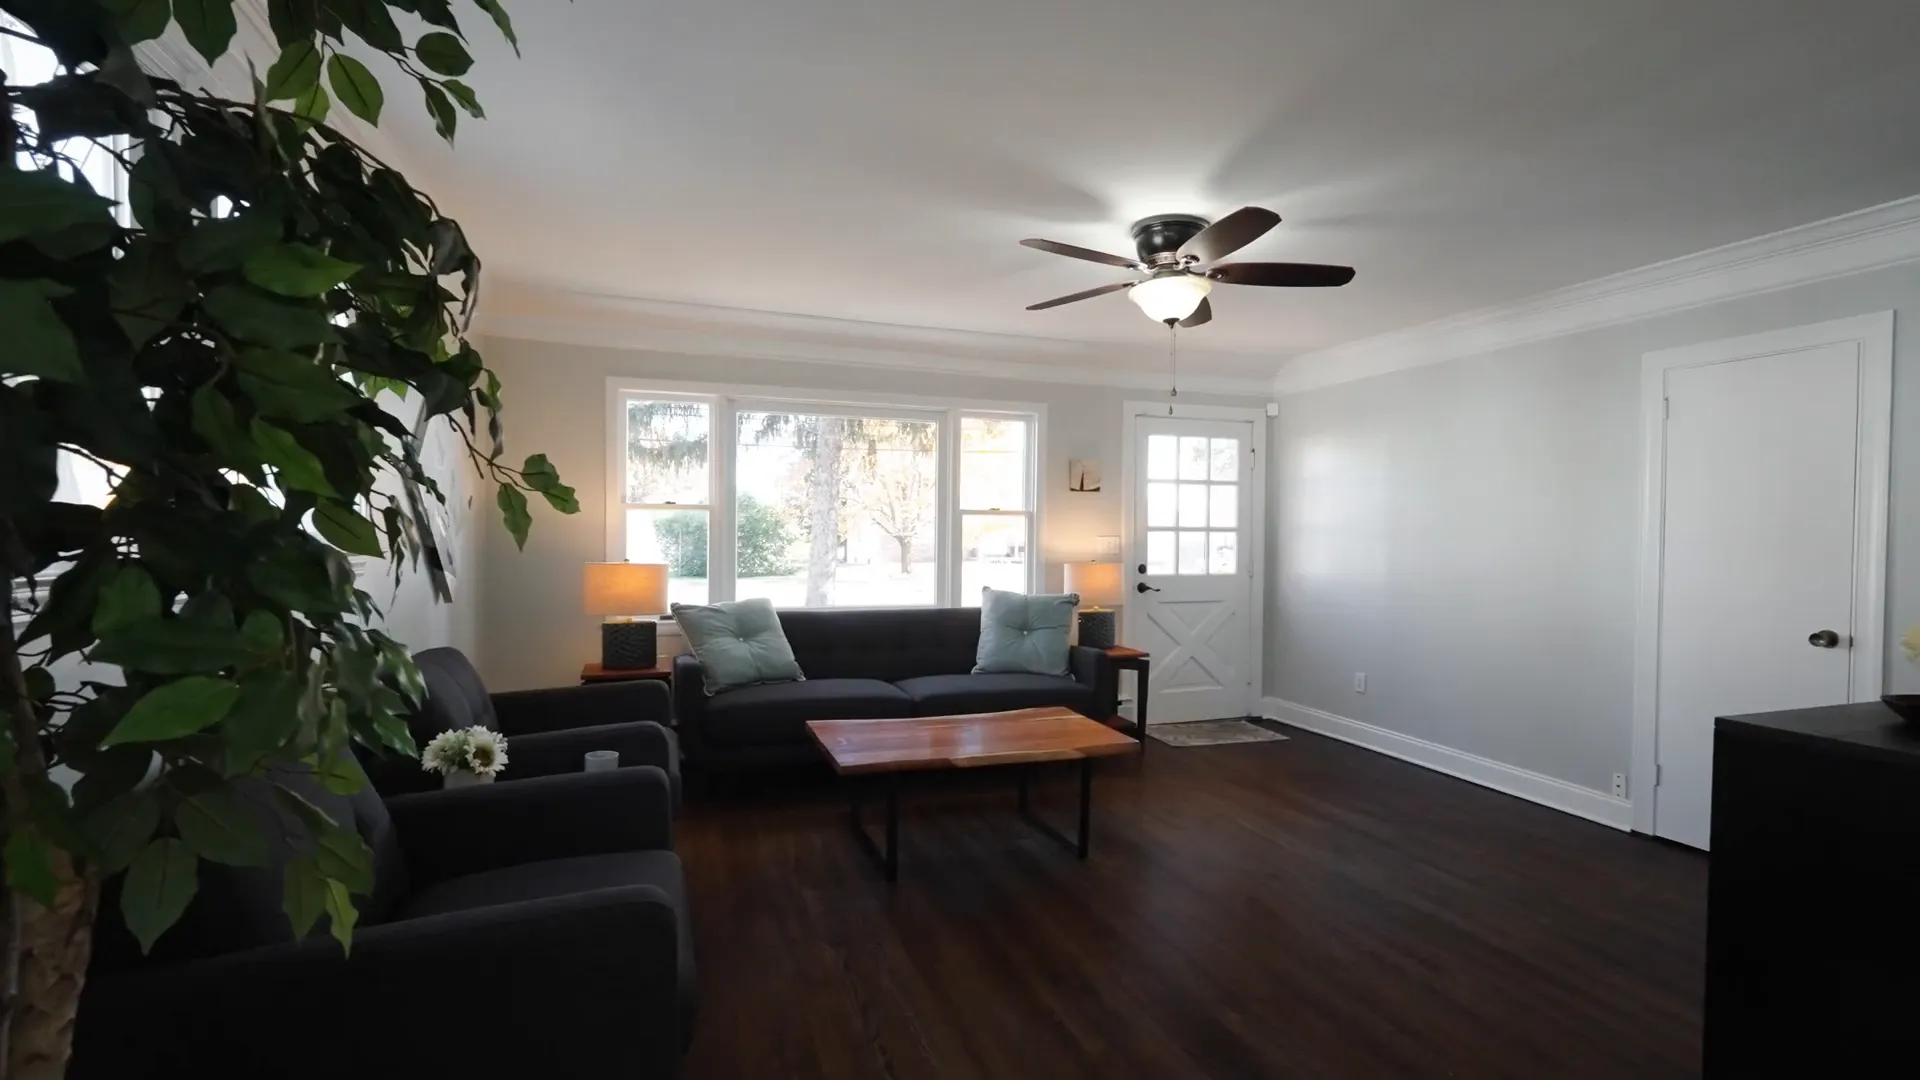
[1128,274,1212,324]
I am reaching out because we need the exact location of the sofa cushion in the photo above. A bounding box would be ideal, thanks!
[895,673,1095,718]
[973,587,1078,676]
[703,678,912,745]
[398,851,695,1038]
[672,597,806,694]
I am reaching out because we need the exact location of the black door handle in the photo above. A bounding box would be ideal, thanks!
[1808,629,1841,649]
[1136,581,1161,594]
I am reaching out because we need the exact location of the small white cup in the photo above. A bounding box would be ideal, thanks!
[584,750,620,772]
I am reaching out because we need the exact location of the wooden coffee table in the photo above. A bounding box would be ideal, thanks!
[806,707,1141,882]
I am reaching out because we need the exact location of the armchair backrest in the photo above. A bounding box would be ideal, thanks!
[411,647,501,735]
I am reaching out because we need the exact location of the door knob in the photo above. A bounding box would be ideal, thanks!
[1808,629,1841,649]
[1136,581,1161,594]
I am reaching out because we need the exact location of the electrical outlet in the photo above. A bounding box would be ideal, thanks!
[1353,672,1366,694]
[1612,773,1627,799]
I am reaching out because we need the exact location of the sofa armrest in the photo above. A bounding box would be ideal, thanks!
[72,886,683,1079]
[1069,645,1119,719]
[504,722,681,811]
[489,679,672,736]
[388,767,673,885]
[672,653,709,747]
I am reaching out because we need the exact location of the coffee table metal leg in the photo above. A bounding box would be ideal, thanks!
[849,774,900,882]
[1018,758,1096,860]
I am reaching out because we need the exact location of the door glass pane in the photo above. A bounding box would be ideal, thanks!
[624,509,709,606]
[961,416,1029,509]
[1146,530,1175,575]
[1210,485,1237,528]
[1210,438,1239,481]
[1179,437,1210,480]
[1146,482,1177,527]
[962,514,1030,600]
[1178,483,1208,527]
[1147,435,1178,480]
[1209,532,1237,575]
[1177,531,1207,574]
[626,400,710,505]
[736,411,937,607]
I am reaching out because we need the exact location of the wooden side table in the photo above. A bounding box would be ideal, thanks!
[580,661,673,686]
[1103,647,1150,756]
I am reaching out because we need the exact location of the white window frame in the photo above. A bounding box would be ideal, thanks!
[605,377,1043,608]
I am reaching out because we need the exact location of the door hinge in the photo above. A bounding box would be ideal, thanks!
[1654,763,1663,787]
[1662,398,1670,420]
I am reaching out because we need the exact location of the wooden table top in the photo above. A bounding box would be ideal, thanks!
[580,661,673,683]
[806,707,1141,775]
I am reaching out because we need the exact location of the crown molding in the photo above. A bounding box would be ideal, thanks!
[480,285,1278,396]
[1274,193,1920,395]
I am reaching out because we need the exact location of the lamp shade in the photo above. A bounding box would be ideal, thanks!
[1064,561,1124,608]
[582,562,668,616]
[1127,274,1212,323]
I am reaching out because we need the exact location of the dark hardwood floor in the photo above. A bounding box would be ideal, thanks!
[676,726,1707,1080]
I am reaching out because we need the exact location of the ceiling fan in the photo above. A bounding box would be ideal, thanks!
[1020,207,1355,327]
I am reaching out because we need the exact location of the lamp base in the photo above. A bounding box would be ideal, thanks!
[1077,609,1117,650]
[601,620,658,670]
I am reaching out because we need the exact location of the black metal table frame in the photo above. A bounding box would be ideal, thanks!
[847,757,1096,883]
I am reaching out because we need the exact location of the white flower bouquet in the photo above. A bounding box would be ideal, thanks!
[421,725,510,788]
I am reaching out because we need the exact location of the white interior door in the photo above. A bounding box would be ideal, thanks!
[1652,342,1867,849]
[1129,417,1256,724]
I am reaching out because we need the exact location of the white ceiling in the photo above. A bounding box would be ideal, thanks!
[390,0,1920,380]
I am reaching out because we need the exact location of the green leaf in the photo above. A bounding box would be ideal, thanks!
[4,829,59,909]
[421,81,457,142]
[191,384,261,479]
[0,280,83,383]
[174,0,239,65]
[291,82,332,127]
[250,419,337,497]
[243,243,362,298]
[202,285,337,350]
[222,673,302,773]
[179,213,282,274]
[82,790,160,875]
[313,500,383,557]
[239,611,285,656]
[313,753,364,796]
[442,78,485,118]
[233,348,361,422]
[327,54,384,125]
[0,169,116,244]
[474,0,519,55]
[175,789,270,867]
[324,878,359,953]
[263,39,322,101]
[521,453,559,490]
[105,677,241,745]
[92,565,162,637]
[314,820,374,894]
[93,619,251,675]
[22,667,55,703]
[283,856,329,939]
[497,483,531,550]
[110,240,194,350]
[266,0,316,47]
[539,483,580,514]
[107,0,174,44]
[337,0,403,51]
[415,32,473,76]
[122,838,199,953]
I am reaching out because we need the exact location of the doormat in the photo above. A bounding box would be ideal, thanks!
[1147,719,1290,747]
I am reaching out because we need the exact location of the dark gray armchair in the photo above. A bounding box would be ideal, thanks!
[358,647,680,807]
[72,758,695,1079]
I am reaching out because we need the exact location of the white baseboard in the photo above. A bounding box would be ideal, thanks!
[1261,698,1633,831]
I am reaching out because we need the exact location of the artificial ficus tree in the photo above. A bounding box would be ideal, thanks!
[0,0,569,1075]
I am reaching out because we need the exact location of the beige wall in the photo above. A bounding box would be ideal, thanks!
[476,336,1265,690]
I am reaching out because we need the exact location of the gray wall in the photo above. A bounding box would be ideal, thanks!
[477,337,1264,690]
[1267,264,1920,795]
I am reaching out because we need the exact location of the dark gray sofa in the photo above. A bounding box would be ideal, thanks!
[674,607,1119,772]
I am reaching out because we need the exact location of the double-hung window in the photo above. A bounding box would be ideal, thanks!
[610,383,1040,609]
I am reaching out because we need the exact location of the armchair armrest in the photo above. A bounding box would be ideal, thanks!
[73,887,683,1079]
[388,767,673,886]
[504,722,681,811]
[489,679,672,736]
[1069,645,1119,720]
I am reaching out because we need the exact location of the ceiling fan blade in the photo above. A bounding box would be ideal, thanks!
[1178,297,1213,328]
[1178,206,1281,264]
[1020,238,1142,270]
[1208,262,1356,288]
[1025,280,1134,311]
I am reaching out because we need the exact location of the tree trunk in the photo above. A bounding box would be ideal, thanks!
[805,419,847,607]
[0,582,99,1080]
[895,535,912,576]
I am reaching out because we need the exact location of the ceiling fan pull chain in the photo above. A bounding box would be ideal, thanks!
[1168,324,1178,415]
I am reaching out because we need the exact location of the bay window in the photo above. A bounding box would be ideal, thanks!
[609,383,1040,609]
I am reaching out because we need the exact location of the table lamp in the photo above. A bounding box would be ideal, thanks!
[582,562,669,669]
[1064,561,1124,648]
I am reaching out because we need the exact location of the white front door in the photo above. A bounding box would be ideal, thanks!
[1652,341,1870,849]
[1129,416,1256,724]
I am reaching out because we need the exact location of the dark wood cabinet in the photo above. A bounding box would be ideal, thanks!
[1706,703,1920,1078]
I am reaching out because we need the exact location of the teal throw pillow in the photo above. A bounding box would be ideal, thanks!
[671,597,806,695]
[973,587,1078,677]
